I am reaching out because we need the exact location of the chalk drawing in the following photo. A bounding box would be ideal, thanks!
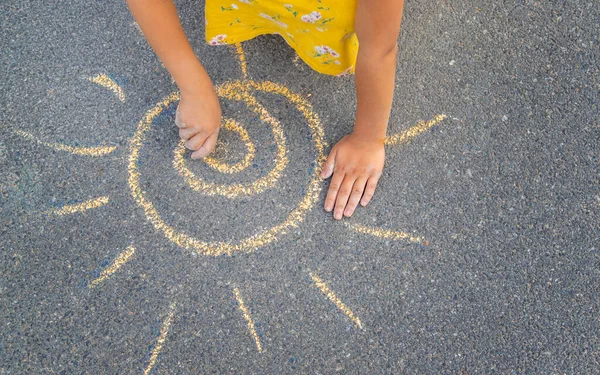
[129,83,326,255]
[384,114,447,146]
[171,91,290,198]
[28,41,450,370]
[90,245,135,287]
[344,222,427,245]
[195,118,256,174]
[310,272,362,329]
[233,287,263,352]
[143,302,176,375]
[89,73,126,102]
[47,196,109,215]
[235,43,248,79]
[14,129,116,157]
[13,75,125,156]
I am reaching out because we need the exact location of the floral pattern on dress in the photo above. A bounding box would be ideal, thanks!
[314,45,339,58]
[301,11,322,23]
[220,4,238,11]
[336,66,354,77]
[209,34,228,45]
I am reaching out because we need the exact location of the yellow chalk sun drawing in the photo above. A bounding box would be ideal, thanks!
[21,43,448,372]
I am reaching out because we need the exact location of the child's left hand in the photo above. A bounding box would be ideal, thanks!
[320,133,385,219]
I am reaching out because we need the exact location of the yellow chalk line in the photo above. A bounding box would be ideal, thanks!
[310,272,363,329]
[292,53,301,68]
[233,287,263,352]
[88,73,126,102]
[144,302,176,375]
[384,114,447,146]
[173,83,288,198]
[90,245,135,287]
[14,129,117,157]
[344,222,427,245]
[46,196,109,215]
[128,81,327,256]
[203,118,256,173]
[234,43,248,79]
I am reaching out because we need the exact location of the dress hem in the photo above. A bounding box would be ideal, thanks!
[205,25,354,77]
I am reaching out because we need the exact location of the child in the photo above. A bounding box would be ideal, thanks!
[126,0,405,220]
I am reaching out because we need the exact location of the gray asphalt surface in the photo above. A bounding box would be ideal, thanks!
[1,0,599,374]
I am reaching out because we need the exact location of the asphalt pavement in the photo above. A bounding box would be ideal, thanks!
[1,0,599,373]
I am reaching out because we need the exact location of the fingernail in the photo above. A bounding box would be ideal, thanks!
[324,204,332,212]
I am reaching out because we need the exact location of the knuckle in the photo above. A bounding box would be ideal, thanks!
[345,167,358,176]
[338,187,351,196]
[334,164,347,173]
[352,187,363,195]
[186,139,201,150]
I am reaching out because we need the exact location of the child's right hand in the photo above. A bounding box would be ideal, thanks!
[175,87,222,159]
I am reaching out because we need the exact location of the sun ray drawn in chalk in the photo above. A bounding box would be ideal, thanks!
[345,222,427,245]
[233,287,263,352]
[46,196,109,216]
[235,43,248,79]
[90,245,135,287]
[89,73,126,102]
[13,74,125,156]
[310,272,362,329]
[14,129,117,157]
[143,302,176,375]
[384,114,447,146]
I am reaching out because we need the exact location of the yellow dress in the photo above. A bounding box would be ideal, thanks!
[205,0,359,76]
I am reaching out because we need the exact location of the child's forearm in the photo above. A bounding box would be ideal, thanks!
[125,0,212,95]
[353,45,398,143]
[352,0,404,143]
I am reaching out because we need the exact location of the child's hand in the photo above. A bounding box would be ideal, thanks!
[175,88,222,159]
[320,134,385,219]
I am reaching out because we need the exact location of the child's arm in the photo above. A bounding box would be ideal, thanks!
[321,0,404,219]
[353,0,404,141]
[126,0,221,158]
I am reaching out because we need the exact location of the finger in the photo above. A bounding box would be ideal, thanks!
[333,174,356,220]
[360,174,381,206]
[185,131,209,151]
[344,176,368,217]
[179,127,201,142]
[324,169,345,212]
[320,147,337,179]
[191,131,219,159]
[175,107,187,129]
